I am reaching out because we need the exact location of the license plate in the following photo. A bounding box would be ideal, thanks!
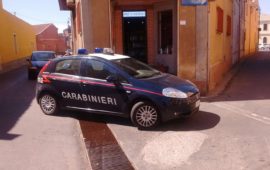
[195,100,200,108]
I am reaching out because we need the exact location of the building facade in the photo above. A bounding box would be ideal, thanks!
[59,0,259,94]
[63,26,72,50]
[0,0,36,73]
[244,0,260,55]
[259,14,270,48]
[33,24,67,55]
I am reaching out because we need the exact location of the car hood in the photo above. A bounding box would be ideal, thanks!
[31,61,49,68]
[135,73,199,94]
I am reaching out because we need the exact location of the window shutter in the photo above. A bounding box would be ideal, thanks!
[217,7,224,34]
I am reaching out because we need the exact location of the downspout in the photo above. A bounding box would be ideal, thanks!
[206,3,210,94]
[176,0,180,76]
[80,1,84,49]
[108,0,113,48]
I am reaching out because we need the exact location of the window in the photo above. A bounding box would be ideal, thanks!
[263,24,268,31]
[217,7,224,34]
[83,60,114,80]
[55,59,81,75]
[226,15,231,36]
[158,10,173,55]
[32,52,55,61]
[112,58,160,79]
[263,37,267,44]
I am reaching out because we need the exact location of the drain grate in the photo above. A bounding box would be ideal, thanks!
[80,120,134,170]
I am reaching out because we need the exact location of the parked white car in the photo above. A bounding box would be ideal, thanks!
[259,44,270,51]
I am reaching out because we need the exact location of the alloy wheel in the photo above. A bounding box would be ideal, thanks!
[40,94,57,115]
[135,105,158,128]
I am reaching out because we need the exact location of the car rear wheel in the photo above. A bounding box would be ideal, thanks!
[39,94,59,115]
[131,101,160,129]
[28,71,35,80]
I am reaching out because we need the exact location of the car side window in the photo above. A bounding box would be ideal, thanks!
[83,60,114,80]
[55,59,81,76]
[83,59,128,83]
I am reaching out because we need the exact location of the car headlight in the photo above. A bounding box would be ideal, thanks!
[162,87,188,99]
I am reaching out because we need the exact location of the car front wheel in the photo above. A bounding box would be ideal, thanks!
[131,101,160,129]
[39,94,59,115]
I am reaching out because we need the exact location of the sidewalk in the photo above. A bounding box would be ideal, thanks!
[0,66,91,170]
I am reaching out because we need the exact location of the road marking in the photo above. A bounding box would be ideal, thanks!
[212,102,270,125]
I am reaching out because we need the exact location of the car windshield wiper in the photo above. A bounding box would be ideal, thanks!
[135,72,161,79]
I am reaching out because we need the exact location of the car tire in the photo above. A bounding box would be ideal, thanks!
[28,71,35,80]
[131,101,160,129]
[39,94,59,115]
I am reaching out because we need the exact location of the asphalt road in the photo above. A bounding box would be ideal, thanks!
[1,52,270,170]
[0,67,90,170]
[107,52,270,170]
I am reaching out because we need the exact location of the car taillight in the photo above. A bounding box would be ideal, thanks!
[38,61,51,84]
[40,61,51,74]
[37,75,51,84]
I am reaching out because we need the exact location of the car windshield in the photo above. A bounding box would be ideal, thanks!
[32,52,55,61]
[112,58,161,79]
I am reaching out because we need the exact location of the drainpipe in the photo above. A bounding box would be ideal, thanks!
[108,0,113,48]
[176,0,180,77]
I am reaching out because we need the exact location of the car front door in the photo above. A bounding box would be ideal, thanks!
[50,59,86,109]
[80,59,128,115]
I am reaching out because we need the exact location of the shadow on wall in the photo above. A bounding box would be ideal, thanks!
[0,66,36,140]
[206,52,270,102]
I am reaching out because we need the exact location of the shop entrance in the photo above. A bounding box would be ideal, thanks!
[123,11,147,63]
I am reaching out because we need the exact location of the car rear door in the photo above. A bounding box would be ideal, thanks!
[50,58,86,109]
[80,58,128,115]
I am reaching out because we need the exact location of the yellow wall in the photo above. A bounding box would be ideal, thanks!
[244,0,259,56]
[208,0,233,91]
[0,8,36,70]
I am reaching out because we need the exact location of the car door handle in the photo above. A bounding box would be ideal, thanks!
[81,81,88,86]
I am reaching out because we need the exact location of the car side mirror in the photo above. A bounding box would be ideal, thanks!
[106,75,120,85]
[26,58,30,62]
[106,75,118,82]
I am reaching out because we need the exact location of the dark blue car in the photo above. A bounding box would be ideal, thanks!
[27,51,56,80]
[36,50,200,129]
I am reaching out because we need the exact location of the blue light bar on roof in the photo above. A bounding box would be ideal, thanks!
[94,48,103,53]
[94,48,114,55]
[77,48,88,55]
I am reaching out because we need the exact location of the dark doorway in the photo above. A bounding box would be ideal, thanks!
[123,11,147,63]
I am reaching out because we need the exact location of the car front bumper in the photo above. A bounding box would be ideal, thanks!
[160,93,200,122]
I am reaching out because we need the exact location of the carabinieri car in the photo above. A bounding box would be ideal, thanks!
[36,49,200,129]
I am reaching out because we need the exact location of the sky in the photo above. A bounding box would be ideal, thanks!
[260,0,270,14]
[2,0,270,33]
[3,0,70,33]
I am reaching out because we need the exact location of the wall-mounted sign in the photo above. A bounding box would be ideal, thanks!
[180,20,187,26]
[123,11,146,18]
[182,0,207,6]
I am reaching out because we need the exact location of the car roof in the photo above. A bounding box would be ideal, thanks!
[32,51,55,53]
[57,53,130,61]
[88,53,130,60]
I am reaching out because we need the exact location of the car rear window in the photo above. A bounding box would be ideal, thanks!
[32,52,55,61]
[55,59,81,76]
